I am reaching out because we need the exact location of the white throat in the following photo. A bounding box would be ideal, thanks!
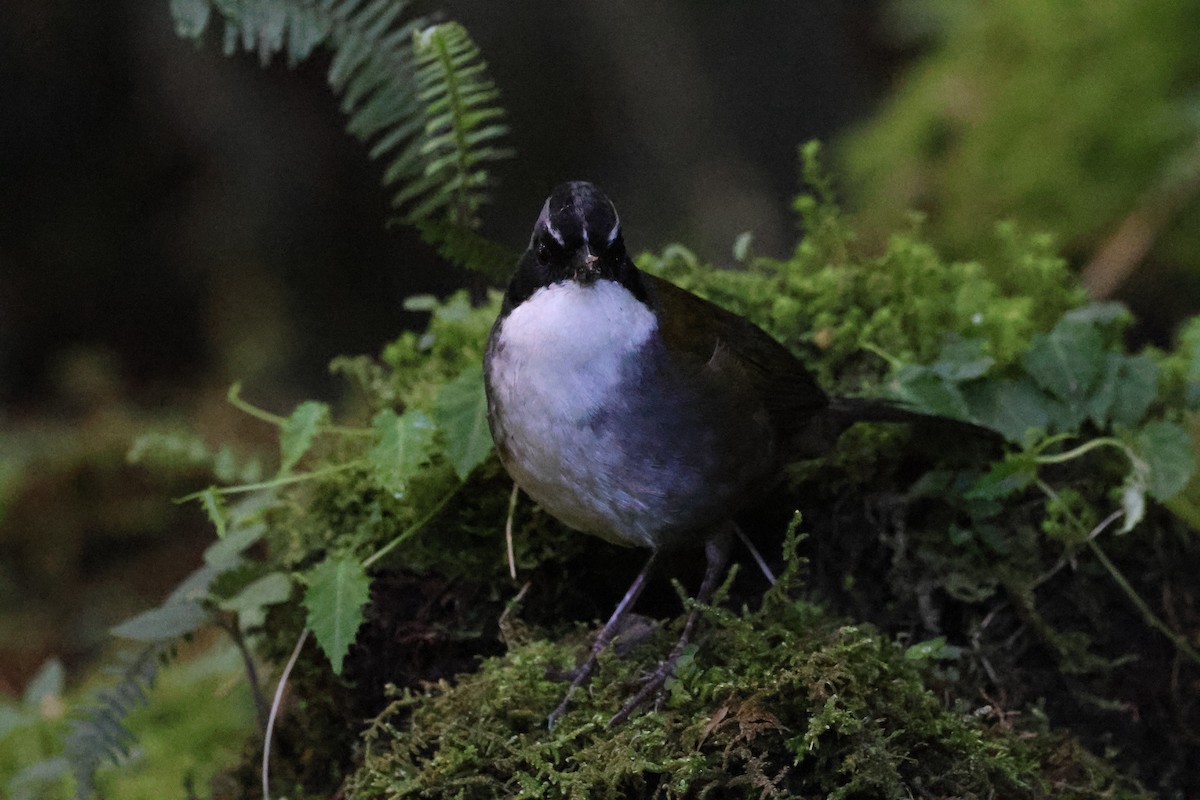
[493,279,657,409]
[486,278,659,544]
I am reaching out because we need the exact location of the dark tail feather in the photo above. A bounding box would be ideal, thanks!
[790,396,1001,459]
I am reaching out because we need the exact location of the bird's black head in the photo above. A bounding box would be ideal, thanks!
[503,182,648,310]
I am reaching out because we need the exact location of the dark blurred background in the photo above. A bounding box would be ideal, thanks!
[3,0,1200,704]
[0,1,899,693]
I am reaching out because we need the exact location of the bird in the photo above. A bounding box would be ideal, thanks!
[483,181,971,727]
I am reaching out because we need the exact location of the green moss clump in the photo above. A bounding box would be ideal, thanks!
[344,548,1147,799]
[641,146,1083,393]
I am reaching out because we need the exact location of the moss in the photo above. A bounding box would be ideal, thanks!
[839,0,1200,268]
[640,159,1083,395]
[344,545,1147,799]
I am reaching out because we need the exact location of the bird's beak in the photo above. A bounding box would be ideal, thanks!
[573,249,601,284]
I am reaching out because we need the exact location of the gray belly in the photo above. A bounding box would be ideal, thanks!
[485,339,774,550]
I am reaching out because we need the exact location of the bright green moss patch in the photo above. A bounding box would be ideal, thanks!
[345,551,1147,799]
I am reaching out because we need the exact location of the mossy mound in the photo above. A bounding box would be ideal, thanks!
[345,551,1147,799]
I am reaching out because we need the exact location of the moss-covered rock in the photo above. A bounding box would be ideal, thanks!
[344,548,1148,799]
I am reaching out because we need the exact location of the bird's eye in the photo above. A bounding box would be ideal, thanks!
[536,241,551,264]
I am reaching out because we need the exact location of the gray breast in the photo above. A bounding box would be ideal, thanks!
[485,300,775,550]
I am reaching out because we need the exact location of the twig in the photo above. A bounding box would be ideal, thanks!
[263,628,310,800]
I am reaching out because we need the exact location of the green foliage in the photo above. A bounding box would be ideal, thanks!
[279,400,331,476]
[171,0,513,274]
[47,131,1200,793]
[303,555,372,674]
[63,646,167,799]
[433,365,493,482]
[346,545,1147,799]
[395,22,513,227]
[641,145,1084,396]
[840,0,1200,264]
[2,647,255,800]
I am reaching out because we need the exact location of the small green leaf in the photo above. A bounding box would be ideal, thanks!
[904,636,962,662]
[218,571,293,613]
[966,454,1037,501]
[169,0,212,39]
[732,231,754,262]
[894,365,969,418]
[279,400,330,475]
[303,556,371,674]
[199,486,227,538]
[434,366,493,481]
[369,408,436,494]
[203,520,266,570]
[22,658,65,708]
[402,294,439,311]
[1023,318,1105,408]
[111,601,210,642]
[1135,421,1196,501]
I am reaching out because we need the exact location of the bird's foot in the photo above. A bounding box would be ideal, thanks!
[607,646,687,727]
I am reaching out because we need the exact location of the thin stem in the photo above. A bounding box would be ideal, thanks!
[860,342,903,369]
[505,482,519,580]
[263,628,310,800]
[1034,479,1200,668]
[174,461,365,503]
[227,383,372,436]
[1032,436,1127,465]
[1086,539,1200,667]
[220,616,270,732]
[362,484,461,569]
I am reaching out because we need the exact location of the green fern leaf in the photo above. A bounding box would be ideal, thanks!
[173,3,513,272]
[64,644,166,799]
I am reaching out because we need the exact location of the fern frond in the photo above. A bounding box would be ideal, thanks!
[64,643,167,799]
[400,22,512,228]
[171,1,514,274]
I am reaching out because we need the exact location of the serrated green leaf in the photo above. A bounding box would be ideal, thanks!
[434,366,493,480]
[110,601,210,642]
[303,556,371,674]
[1135,420,1196,500]
[1023,318,1105,408]
[217,571,293,613]
[279,400,330,475]
[369,408,436,494]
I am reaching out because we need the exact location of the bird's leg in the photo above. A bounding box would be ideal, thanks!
[547,550,658,729]
[609,526,733,727]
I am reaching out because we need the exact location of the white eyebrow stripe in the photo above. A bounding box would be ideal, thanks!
[544,216,566,245]
[607,212,621,244]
